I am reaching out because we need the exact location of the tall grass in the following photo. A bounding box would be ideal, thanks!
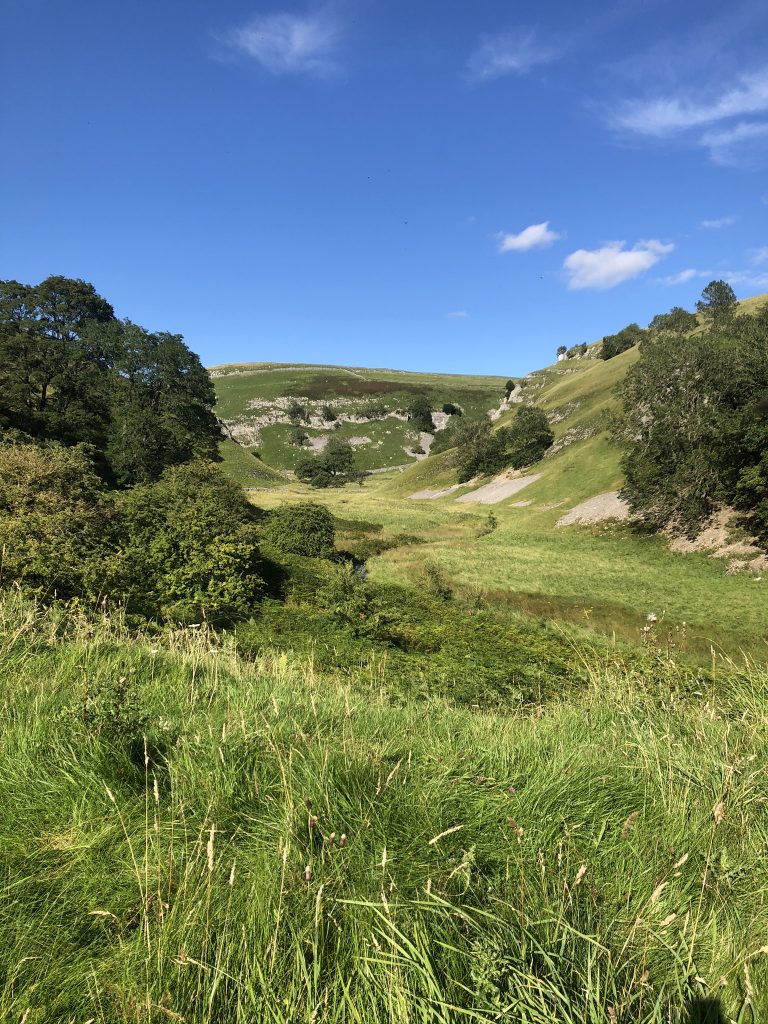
[1,591,767,1022]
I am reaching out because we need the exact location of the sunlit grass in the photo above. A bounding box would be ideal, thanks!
[1,592,767,1022]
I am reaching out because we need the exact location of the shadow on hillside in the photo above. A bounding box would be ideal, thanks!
[686,997,725,1023]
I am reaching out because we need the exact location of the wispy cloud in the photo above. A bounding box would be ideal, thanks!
[659,268,710,286]
[613,69,768,136]
[466,28,557,82]
[447,310,469,319]
[700,216,736,229]
[498,221,561,253]
[609,66,768,166]
[221,9,342,76]
[723,268,768,290]
[700,120,768,165]
[751,246,768,264]
[563,240,674,290]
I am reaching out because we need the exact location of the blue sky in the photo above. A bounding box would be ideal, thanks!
[3,0,768,375]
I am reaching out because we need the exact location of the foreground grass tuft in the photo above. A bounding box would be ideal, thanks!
[2,593,767,1022]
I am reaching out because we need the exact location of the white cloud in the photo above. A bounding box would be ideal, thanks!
[466,29,557,82]
[563,240,674,290]
[659,268,709,286]
[700,120,768,165]
[609,66,768,165]
[223,10,342,76]
[751,246,768,264]
[447,310,469,319]
[498,221,561,253]
[613,69,768,137]
[700,216,736,229]
[723,268,768,289]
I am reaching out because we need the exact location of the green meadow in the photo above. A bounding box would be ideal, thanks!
[3,593,767,1023]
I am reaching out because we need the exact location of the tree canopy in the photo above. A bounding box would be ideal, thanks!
[615,305,768,539]
[696,280,737,324]
[600,323,644,361]
[0,276,221,484]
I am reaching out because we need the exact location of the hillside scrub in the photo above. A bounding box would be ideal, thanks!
[616,304,768,540]
[455,408,554,482]
[600,323,645,361]
[1,593,767,1023]
[295,437,367,488]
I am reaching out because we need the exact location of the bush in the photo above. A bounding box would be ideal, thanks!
[287,400,307,423]
[615,309,768,539]
[117,461,263,623]
[454,408,553,480]
[262,502,336,558]
[442,403,462,416]
[454,419,508,482]
[290,427,308,447]
[420,562,453,601]
[648,306,698,335]
[321,404,337,421]
[0,439,118,602]
[359,400,388,419]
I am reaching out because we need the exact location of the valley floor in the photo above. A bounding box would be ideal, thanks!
[249,468,767,664]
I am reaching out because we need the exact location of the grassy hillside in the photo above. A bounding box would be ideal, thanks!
[212,364,508,472]
[216,294,768,661]
[4,594,768,1023]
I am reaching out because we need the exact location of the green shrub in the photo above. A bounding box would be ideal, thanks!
[117,461,263,623]
[295,438,363,488]
[359,400,389,419]
[287,400,307,422]
[600,323,644,361]
[262,502,336,558]
[420,562,453,601]
[0,439,119,602]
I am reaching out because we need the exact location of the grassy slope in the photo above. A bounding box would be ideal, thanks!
[4,595,768,1023]
[212,364,508,472]
[217,440,285,487]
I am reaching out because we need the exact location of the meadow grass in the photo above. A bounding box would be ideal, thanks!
[217,441,284,488]
[2,592,767,1022]
[248,470,768,664]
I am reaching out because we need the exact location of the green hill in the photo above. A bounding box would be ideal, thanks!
[212,363,508,473]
